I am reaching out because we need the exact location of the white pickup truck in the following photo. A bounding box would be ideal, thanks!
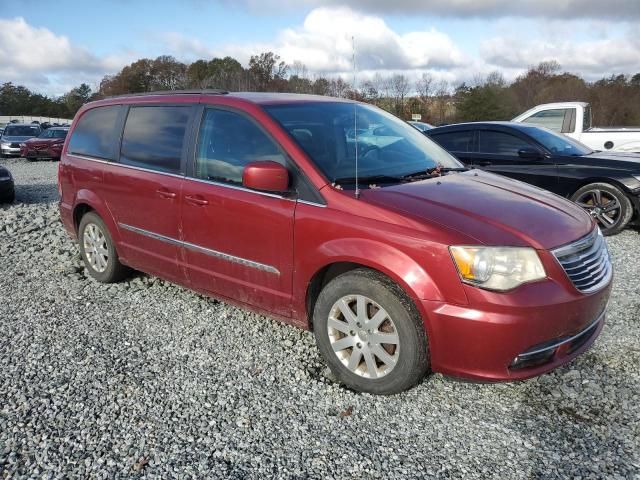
[512,102,640,153]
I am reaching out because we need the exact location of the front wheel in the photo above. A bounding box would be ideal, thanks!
[570,182,633,236]
[313,269,429,394]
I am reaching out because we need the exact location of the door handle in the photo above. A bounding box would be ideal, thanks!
[477,160,492,166]
[185,195,209,206]
[156,188,177,199]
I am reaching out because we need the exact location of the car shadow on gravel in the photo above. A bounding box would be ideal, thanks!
[514,356,638,478]
[14,183,59,204]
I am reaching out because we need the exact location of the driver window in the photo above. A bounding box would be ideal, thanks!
[195,109,286,185]
[479,131,533,156]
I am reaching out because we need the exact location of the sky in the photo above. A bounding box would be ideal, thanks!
[1,0,640,96]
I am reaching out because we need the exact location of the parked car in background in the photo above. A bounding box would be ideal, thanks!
[59,92,610,394]
[408,120,434,133]
[20,127,69,160]
[512,102,640,153]
[426,122,640,235]
[1,123,42,157]
[0,165,15,203]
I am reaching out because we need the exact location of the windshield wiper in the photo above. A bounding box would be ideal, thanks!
[332,174,402,186]
[401,166,468,181]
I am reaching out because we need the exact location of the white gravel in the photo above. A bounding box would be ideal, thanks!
[1,158,639,479]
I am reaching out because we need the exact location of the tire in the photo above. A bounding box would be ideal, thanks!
[78,212,130,283]
[313,268,430,394]
[0,187,15,204]
[570,182,633,236]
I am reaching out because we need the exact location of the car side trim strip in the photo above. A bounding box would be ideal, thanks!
[118,223,280,275]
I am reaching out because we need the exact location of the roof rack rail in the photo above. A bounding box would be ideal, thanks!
[107,89,229,99]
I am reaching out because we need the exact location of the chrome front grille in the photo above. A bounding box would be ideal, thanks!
[552,228,612,293]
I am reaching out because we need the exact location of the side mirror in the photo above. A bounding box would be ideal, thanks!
[242,161,289,193]
[518,148,542,160]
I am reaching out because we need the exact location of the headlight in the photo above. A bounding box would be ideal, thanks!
[1,141,9,146]
[19,143,26,148]
[449,246,546,291]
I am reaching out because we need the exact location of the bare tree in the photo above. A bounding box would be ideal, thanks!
[433,80,450,125]
[416,72,433,117]
[391,74,411,116]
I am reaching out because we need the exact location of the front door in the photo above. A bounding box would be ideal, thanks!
[470,129,558,191]
[181,107,296,316]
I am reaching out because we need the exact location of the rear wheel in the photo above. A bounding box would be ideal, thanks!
[313,268,429,394]
[78,212,130,283]
[570,182,633,235]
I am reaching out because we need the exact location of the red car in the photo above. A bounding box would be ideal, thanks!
[58,91,612,394]
[20,127,69,160]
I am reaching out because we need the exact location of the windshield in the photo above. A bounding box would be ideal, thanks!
[3,125,40,137]
[265,102,462,185]
[38,129,68,139]
[526,126,593,156]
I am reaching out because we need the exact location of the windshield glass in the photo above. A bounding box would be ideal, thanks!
[38,129,68,139]
[526,126,593,156]
[265,102,462,185]
[3,125,40,137]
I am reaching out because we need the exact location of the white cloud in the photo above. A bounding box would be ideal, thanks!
[162,7,467,74]
[0,17,134,95]
[227,0,640,20]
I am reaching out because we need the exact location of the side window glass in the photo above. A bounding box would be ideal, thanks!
[430,131,474,152]
[68,105,122,160]
[521,109,567,132]
[120,106,191,174]
[195,109,286,185]
[479,131,532,156]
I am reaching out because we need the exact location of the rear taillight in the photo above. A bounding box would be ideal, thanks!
[57,163,63,196]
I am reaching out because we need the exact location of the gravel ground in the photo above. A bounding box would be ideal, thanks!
[0,158,638,479]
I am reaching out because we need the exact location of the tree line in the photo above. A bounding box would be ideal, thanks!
[2,53,640,126]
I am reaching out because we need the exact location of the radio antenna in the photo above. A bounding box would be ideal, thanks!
[352,36,360,199]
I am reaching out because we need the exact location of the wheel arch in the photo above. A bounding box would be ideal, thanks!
[301,238,445,330]
[72,189,122,243]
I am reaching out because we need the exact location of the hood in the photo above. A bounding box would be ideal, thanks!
[360,169,594,250]
[24,137,63,145]
[1,135,36,143]
[583,151,640,166]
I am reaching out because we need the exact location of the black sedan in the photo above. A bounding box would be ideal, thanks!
[427,122,640,235]
[0,165,15,204]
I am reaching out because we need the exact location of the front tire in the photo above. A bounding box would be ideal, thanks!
[313,268,430,394]
[570,182,633,236]
[78,212,130,283]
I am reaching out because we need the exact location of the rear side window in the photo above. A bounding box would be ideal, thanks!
[195,108,286,185]
[430,131,474,152]
[521,109,567,132]
[479,131,532,155]
[68,105,122,160]
[120,106,191,174]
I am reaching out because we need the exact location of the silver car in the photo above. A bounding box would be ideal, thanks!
[1,123,42,157]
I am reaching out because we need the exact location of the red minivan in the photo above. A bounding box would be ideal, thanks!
[58,91,612,394]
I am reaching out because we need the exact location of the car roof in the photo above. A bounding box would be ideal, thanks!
[428,121,544,134]
[102,90,354,106]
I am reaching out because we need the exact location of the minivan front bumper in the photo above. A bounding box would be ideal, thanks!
[421,274,611,382]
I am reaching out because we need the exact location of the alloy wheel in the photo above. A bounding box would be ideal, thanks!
[327,294,400,379]
[574,189,621,229]
[83,223,109,273]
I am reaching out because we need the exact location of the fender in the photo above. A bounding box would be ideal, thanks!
[293,237,451,324]
[73,189,123,247]
[612,140,640,153]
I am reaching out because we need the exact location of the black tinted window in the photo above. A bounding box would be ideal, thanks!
[479,131,532,155]
[68,106,122,160]
[195,109,286,185]
[120,106,191,174]
[430,131,474,152]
